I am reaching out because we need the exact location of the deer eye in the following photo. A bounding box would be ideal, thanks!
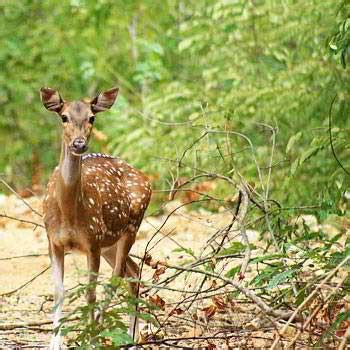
[61,115,68,123]
[89,116,95,124]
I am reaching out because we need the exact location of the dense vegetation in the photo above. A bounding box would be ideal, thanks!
[0,0,348,207]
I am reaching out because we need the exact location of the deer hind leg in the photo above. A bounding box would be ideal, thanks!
[102,246,139,292]
[125,255,140,341]
[102,232,140,341]
[86,247,101,322]
[49,242,65,350]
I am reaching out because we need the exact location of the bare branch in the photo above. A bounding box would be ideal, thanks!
[269,255,350,349]
[0,266,50,297]
[0,253,48,261]
[0,316,79,331]
[0,213,44,228]
[0,179,42,217]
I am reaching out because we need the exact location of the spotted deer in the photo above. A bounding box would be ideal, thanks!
[40,87,151,349]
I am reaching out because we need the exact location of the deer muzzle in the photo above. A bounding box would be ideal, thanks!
[71,138,88,154]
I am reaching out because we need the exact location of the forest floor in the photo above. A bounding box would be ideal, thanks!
[0,194,346,349]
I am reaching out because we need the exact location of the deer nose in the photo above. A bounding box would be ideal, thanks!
[72,138,87,153]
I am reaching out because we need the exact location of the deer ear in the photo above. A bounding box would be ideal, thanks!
[91,87,119,113]
[40,87,64,113]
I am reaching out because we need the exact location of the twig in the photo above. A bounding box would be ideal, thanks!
[328,94,350,176]
[0,213,44,228]
[269,254,350,349]
[0,266,50,297]
[155,260,292,319]
[0,179,42,217]
[175,128,265,199]
[0,253,48,261]
[138,198,211,287]
[256,123,279,251]
[143,217,194,254]
[0,316,79,331]
[237,184,250,278]
[138,253,243,296]
[0,319,52,331]
[123,332,276,348]
[287,275,347,349]
[137,110,203,126]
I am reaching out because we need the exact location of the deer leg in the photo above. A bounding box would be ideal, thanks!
[49,243,65,350]
[101,244,116,268]
[125,255,140,342]
[86,247,101,322]
[112,231,141,341]
[102,232,140,339]
[102,246,140,295]
[113,235,132,277]
[103,247,139,293]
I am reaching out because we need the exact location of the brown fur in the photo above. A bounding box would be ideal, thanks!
[43,156,151,253]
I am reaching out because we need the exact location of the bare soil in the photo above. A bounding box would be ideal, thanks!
[1,194,341,349]
[0,194,263,348]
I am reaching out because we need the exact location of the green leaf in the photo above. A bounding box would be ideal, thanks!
[218,241,255,256]
[225,265,240,278]
[286,132,302,154]
[173,247,196,258]
[295,289,306,306]
[178,37,195,52]
[266,269,296,289]
[250,253,286,264]
[299,146,320,165]
[101,329,134,346]
[290,158,299,175]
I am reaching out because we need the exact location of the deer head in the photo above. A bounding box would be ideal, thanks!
[40,87,119,155]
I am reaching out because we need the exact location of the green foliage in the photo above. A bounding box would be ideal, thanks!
[329,0,350,67]
[219,241,255,256]
[0,0,348,210]
[58,276,155,348]
[100,329,134,348]
[266,268,297,290]
[173,246,196,259]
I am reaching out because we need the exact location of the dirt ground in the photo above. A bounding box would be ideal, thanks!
[1,194,342,349]
[0,194,264,349]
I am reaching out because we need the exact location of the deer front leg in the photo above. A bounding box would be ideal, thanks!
[49,243,65,350]
[86,247,101,322]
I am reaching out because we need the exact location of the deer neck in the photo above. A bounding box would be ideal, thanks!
[56,141,83,226]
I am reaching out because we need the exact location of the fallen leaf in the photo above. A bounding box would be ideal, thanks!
[152,266,167,282]
[149,295,166,310]
[169,307,185,316]
[202,305,217,320]
[143,253,152,266]
[212,296,226,310]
